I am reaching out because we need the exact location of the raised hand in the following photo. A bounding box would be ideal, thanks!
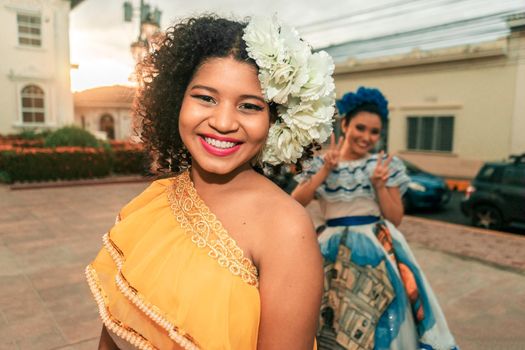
[370,151,393,189]
[323,133,344,171]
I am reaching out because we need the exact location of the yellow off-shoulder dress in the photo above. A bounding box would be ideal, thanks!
[85,171,260,350]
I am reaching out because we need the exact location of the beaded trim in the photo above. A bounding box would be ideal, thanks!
[85,264,157,350]
[101,232,200,350]
[167,171,259,287]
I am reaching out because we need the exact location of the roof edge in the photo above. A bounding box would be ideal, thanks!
[334,38,508,75]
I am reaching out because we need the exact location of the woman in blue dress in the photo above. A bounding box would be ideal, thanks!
[292,87,458,350]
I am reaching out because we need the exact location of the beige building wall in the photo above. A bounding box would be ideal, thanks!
[333,36,523,179]
[509,28,525,155]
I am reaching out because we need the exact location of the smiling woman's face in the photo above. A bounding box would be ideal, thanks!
[178,56,270,176]
[341,111,383,159]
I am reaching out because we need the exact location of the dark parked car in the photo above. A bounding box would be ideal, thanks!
[461,154,525,230]
[401,159,451,212]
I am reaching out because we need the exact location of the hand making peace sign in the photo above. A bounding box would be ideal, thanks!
[370,150,393,190]
[323,133,344,171]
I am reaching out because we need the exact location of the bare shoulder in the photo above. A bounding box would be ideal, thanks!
[245,176,319,265]
[252,177,315,238]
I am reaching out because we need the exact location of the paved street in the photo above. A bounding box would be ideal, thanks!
[1,181,525,350]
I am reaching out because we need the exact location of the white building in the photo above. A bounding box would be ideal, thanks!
[324,12,525,179]
[73,85,135,140]
[0,0,83,135]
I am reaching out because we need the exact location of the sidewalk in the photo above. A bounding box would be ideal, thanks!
[400,216,525,273]
[1,181,524,349]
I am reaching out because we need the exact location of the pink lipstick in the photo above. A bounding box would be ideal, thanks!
[198,135,242,157]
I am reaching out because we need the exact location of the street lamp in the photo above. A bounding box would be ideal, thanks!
[123,0,162,64]
[130,39,147,63]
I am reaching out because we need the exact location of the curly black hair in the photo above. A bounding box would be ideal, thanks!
[134,15,318,176]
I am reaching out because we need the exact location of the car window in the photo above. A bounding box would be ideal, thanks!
[477,166,500,182]
[502,166,525,187]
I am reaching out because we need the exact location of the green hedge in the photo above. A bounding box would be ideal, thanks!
[0,148,111,183]
[111,149,148,174]
[0,147,148,183]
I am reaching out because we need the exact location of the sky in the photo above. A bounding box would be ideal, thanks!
[69,0,525,92]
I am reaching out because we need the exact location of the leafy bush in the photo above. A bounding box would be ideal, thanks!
[0,140,148,183]
[16,129,40,140]
[44,126,99,148]
[112,149,148,174]
[0,147,111,183]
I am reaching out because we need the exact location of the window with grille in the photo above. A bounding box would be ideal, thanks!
[17,13,41,47]
[406,116,454,152]
[21,85,45,123]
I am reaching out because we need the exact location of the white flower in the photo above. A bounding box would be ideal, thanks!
[280,96,335,134]
[242,16,283,70]
[244,16,336,165]
[261,62,308,104]
[247,19,310,104]
[299,51,335,102]
[263,123,305,165]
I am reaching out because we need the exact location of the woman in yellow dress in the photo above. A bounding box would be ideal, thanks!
[86,15,337,350]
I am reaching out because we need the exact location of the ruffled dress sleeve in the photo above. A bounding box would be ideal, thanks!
[386,156,411,195]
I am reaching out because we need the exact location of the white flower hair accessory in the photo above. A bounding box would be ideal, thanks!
[243,16,336,165]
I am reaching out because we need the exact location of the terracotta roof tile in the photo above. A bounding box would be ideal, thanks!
[74,85,136,107]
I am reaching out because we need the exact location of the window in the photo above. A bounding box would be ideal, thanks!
[476,165,502,183]
[502,166,525,187]
[406,116,454,152]
[21,85,45,123]
[17,13,41,47]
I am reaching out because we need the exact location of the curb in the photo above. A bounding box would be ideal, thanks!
[9,176,152,190]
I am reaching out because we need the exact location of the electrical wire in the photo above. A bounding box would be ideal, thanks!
[296,0,421,30]
[298,0,520,35]
[298,0,466,33]
[308,8,521,57]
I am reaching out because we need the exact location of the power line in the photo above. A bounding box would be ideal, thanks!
[298,0,517,36]
[296,0,421,30]
[325,9,517,48]
[298,0,462,33]
[311,7,519,54]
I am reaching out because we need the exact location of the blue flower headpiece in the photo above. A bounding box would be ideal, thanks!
[336,87,389,122]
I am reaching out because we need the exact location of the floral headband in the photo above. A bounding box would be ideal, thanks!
[336,87,389,122]
[242,16,336,165]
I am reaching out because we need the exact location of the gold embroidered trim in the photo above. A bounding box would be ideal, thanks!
[85,264,157,350]
[101,232,200,350]
[167,171,259,287]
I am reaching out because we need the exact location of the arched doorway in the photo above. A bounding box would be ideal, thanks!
[100,114,115,140]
